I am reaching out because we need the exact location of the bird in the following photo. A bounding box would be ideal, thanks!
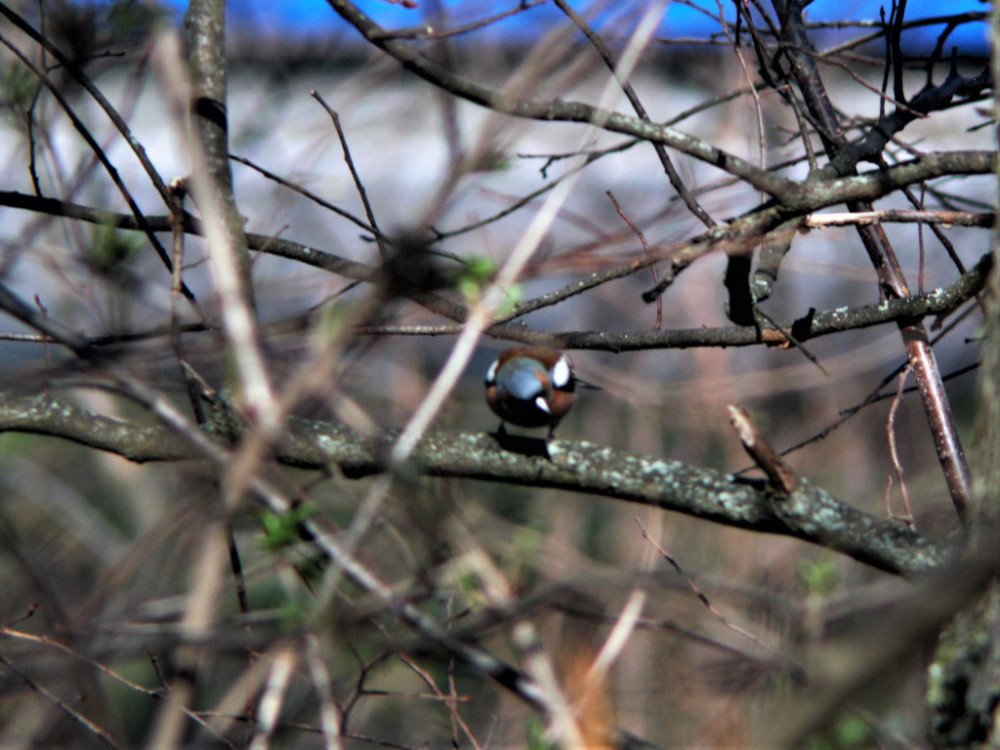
[484,346,576,438]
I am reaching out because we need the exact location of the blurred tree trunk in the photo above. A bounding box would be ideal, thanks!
[925,247,1000,748]
[925,13,1000,736]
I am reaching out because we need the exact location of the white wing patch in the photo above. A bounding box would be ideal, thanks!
[550,357,571,388]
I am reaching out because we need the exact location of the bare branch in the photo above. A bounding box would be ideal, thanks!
[324,0,795,197]
[0,388,951,576]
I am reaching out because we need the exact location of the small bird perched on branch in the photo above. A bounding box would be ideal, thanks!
[484,346,577,438]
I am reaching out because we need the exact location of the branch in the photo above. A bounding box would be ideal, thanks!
[777,1,976,516]
[802,209,995,228]
[0,283,94,357]
[182,0,273,418]
[0,190,990,354]
[785,151,996,211]
[325,0,991,211]
[324,0,794,198]
[361,250,991,350]
[0,389,951,576]
[0,25,191,301]
[628,151,994,304]
[551,251,991,350]
[825,61,992,177]
[0,3,171,205]
[553,0,715,227]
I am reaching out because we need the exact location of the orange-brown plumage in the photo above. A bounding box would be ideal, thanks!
[484,346,576,437]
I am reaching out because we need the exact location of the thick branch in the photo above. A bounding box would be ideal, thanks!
[367,251,990,350]
[785,152,996,211]
[0,390,951,576]
[550,251,991,350]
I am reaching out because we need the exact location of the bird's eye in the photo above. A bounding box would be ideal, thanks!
[534,396,551,413]
[485,359,499,384]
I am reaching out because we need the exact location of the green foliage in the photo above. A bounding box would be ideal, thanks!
[278,589,312,629]
[797,555,839,598]
[496,282,523,318]
[98,657,157,744]
[458,255,497,301]
[476,148,511,172]
[316,297,354,340]
[807,713,872,750]
[89,221,143,273]
[0,64,37,116]
[292,551,328,587]
[259,502,315,551]
[456,254,523,317]
[0,432,45,461]
[526,715,555,750]
[107,0,170,41]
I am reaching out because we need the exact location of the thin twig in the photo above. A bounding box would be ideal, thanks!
[554,0,715,228]
[372,0,547,40]
[310,91,388,260]
[803,209,994,227]
[886,366,916,529]
[0,29,195,303]
[230,154,378,236]
[0,651,124,749]
[635,518,802,673]
[607,190,661,328]
[752,305,829,376]
[398,653,483,750]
